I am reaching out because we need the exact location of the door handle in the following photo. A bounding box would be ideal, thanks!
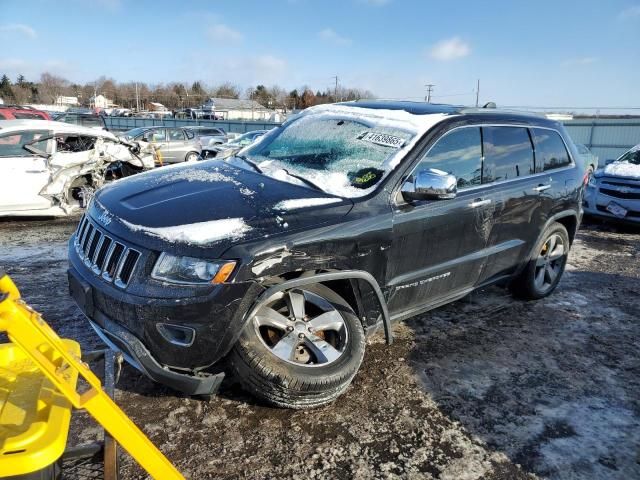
[469,199,492,208]
[533,184,551,193]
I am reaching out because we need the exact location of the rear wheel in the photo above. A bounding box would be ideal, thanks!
[229,283,365,409]
[510,222,570,299]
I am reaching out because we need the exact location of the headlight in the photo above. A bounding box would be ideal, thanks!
[151,253,236,285]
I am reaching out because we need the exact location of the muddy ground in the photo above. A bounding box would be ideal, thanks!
[0,216,638,480]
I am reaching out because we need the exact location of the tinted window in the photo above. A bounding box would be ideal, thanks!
[0,112,6,119]
[415,127,482,189]
[532,128,571,172]
[0,130,51,157]
[168,128,185,141]
[141,128,166,142]
[482,127,534,183]
[14,112,42,120]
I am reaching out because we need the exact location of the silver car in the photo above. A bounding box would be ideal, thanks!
[120,126,201,164]
[584,144,640,224]
[185,126,228,146]
[201,130,268,160]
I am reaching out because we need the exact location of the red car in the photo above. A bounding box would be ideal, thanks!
[0,105,51,120]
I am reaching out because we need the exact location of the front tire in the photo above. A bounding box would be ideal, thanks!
[510,222,570,300]
[229,283,365,409]
[185,152,199,162]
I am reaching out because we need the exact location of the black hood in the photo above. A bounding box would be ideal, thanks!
[91,161,353,257]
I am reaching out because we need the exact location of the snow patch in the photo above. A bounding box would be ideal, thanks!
[603,160,640,179]
[274,197,341,210]
[121,217,251,245]
[160,168,241,185]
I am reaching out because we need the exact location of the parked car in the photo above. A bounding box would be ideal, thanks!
[575,143,599,177]
[54,112,107,130]
[68,101,584,408]
[201,130,268,159]
[0,120,155,217]
[584,144,640,224]
[185,126,228,146]
[0,105,51,120]
[119,126,201,164]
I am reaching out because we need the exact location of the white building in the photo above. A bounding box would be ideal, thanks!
[55,96,79,107]
[90,94,113,109]
[200,97,273,121]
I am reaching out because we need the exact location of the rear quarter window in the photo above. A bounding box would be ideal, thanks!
[531,128,572,172]
[482,126,535,183]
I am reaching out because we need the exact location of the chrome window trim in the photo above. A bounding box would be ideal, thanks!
[397,122,577,200]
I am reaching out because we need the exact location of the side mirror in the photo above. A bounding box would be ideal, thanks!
[401,169,457,202]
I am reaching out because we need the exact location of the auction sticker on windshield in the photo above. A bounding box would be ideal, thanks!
[358,132,406,149]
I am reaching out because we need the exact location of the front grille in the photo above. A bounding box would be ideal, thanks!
[599,187,640,200]
[74,216,141,288]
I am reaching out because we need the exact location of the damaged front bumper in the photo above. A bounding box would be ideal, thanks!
[584,176,640,224]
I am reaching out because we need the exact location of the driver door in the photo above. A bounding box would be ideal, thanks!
[0,130,53,213]
[386,126,495,316]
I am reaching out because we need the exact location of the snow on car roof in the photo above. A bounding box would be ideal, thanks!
[0,119,115,139]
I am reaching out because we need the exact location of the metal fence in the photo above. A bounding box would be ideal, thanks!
[562,118,640,162]
[104,116,281,134]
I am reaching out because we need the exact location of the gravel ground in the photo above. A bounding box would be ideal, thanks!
[0,216,638,480]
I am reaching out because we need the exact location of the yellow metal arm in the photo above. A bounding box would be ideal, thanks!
[0,273,185,480]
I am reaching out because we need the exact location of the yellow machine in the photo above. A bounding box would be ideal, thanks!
[0,270,184,479]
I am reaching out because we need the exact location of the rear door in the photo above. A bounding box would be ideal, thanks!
[166,127,188,162]
[387,126,493,316]
[476,126,542,283]
[0,130,53,212]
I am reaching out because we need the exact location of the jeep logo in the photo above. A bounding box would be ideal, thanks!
[97,210,112,226]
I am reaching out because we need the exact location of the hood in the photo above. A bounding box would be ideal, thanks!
[91,161,353,256]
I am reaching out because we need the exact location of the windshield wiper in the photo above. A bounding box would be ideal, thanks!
[282,169,325,193]
[235,154,263,174]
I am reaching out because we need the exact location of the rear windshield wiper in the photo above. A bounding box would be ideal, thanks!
[235,154,263,174]
[282,169,325,193]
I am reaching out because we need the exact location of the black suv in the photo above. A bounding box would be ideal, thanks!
[68,101,584,408]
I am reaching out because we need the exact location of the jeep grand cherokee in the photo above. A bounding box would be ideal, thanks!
[68,100,584,408]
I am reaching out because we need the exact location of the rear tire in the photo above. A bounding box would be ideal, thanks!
[229,283,365,409]
[510,222,570,300]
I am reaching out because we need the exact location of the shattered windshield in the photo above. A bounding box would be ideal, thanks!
[242,115,415,197]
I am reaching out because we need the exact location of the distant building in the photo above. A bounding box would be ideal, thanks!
[55,96,79,107]
[90,94,114,109]
[200,97,273,121]
[147,102,167,111]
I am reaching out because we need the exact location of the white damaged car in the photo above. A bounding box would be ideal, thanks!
[0,120,156,217]
[584,143,640,224]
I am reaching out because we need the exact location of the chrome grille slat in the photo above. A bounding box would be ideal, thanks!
[74,217,141,289]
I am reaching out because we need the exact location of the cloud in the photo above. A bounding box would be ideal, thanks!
[252,54,287,72]
[0,24,37,39]
[319,28,352,46]
[0,58,73,79]
[356,0,391,5]
[562,57,598,66]
[429,36,471,61]
[618,5,640,19]
[207,23,243,42]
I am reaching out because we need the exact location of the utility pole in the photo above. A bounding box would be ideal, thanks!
[424,84,435,103]
[135,82,140,112]
[475,79,480,107]
[332,75,338,101]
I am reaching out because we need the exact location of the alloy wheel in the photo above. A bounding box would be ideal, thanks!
[252,289,349,367]
[534,233,565,293]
